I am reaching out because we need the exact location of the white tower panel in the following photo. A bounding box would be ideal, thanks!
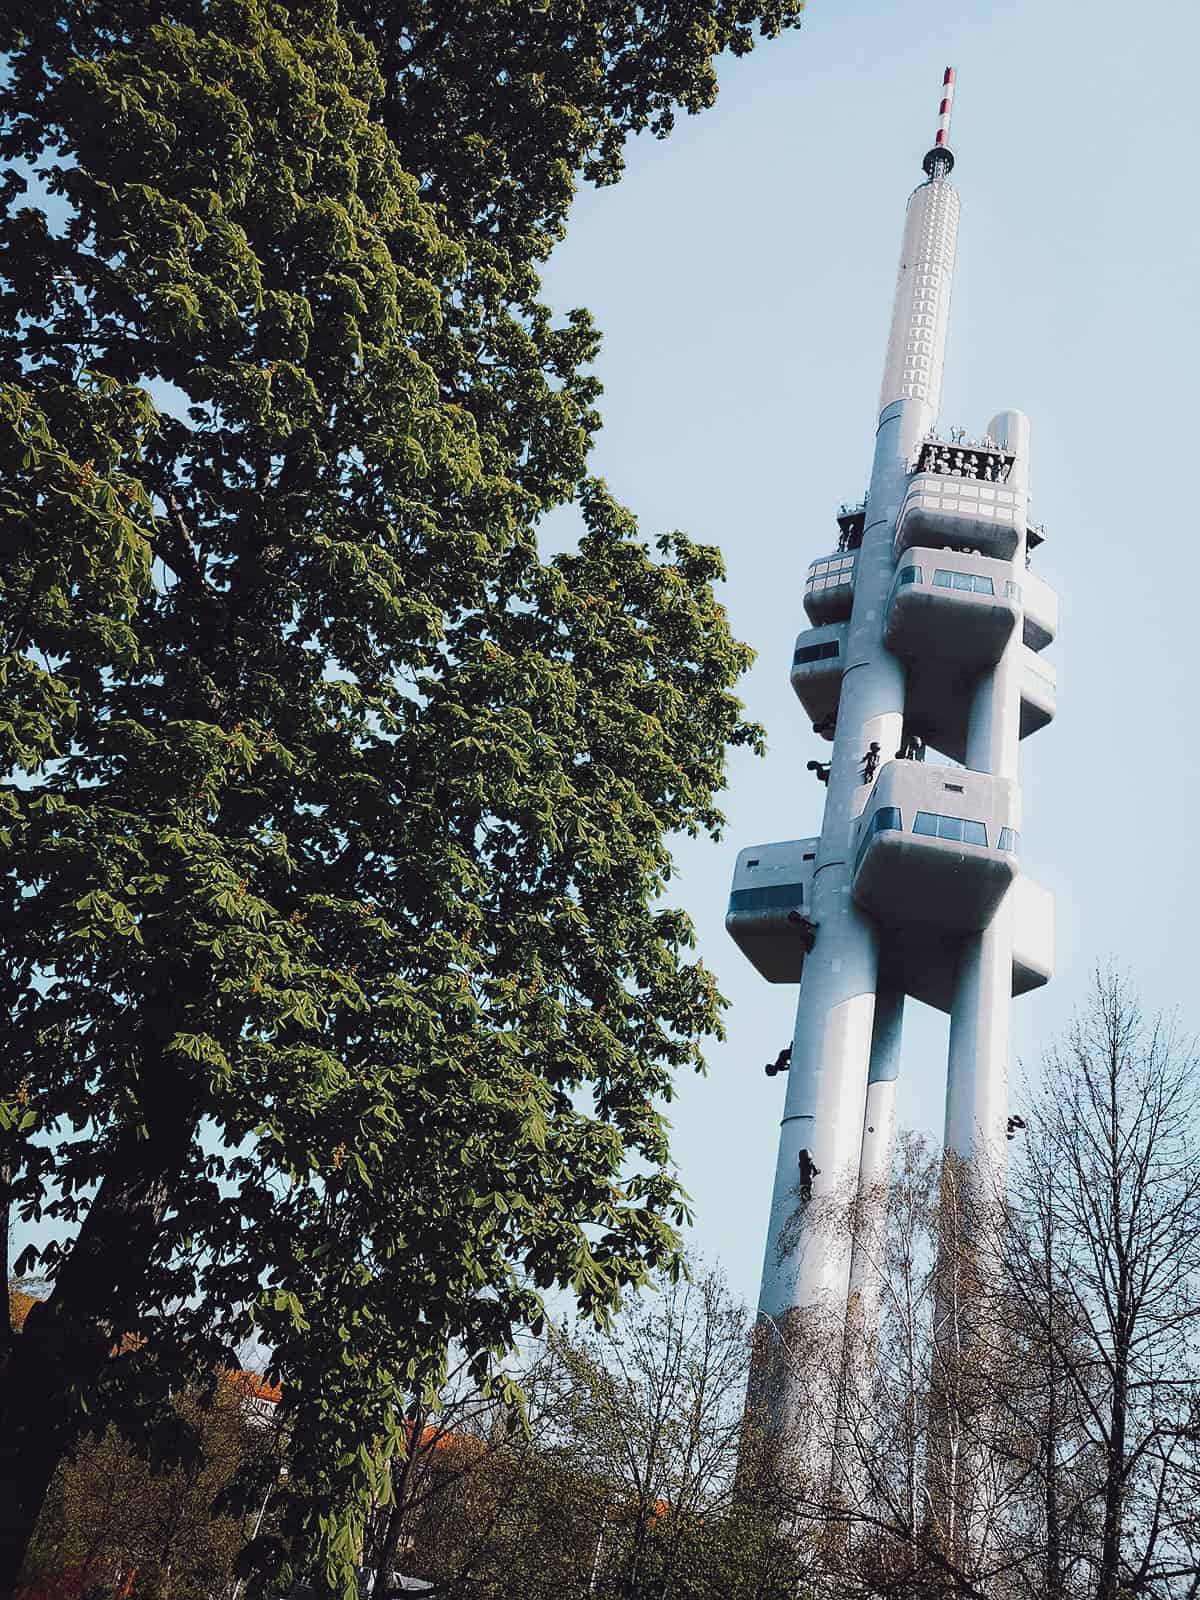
[879,178,960,415]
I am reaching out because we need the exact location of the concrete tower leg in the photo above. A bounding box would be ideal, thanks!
[932,409,1031,1565]
[753,396,927,1446]
[946,408,1029,1178]
[848,980,905,1321]
[833,981,904,1499]
[752,899,879,1449]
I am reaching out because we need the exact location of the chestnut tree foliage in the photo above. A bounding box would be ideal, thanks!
[0,0,801,1587]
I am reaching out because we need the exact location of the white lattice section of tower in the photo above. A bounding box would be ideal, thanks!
[878,176,960,416]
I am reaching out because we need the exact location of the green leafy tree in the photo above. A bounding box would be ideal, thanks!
[22,1372,280,1600]
[0,0,800,1590]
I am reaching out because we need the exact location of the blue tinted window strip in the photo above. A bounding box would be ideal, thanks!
[854,807,903,874]
[932,569,996,595]
[793,640,841,665]
[728,884,804,915]
[912,811,990,845]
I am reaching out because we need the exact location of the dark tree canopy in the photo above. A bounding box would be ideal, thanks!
[349,0,807,262]
[0,0,799,1588]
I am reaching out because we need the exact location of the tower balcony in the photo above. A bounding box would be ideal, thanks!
[895,472,1024,563]
[851,762,1018,934]
[884,548,1020,668]
[790,623,847,736]
[726,838,820,984]
[803,550,857,626]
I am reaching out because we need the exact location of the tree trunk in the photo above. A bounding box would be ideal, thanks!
[1098,1020,1131,1600]
[370,1420,425,1600]
[1,1160,13,1364]
[0,1069,196,1593]
[1097,1342,1129,1600]
[1042,1179,1063,1600]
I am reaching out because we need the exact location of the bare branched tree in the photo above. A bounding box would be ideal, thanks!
[559,1266,756,1596]
[769,971,1200,1600]
[999,969,1200,1599]
[368,1267,806,1599]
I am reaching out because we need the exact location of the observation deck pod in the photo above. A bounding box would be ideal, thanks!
[726,838,820,984]
[803,551,857,626]
[851,762,1018,934]
[905,643,1058,764]
[885,549,1020,668]
[895,472,1025,564]
[878,877,1055,1015]
[790,623,847,736]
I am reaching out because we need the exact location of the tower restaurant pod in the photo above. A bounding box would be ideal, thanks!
[725,68,1057,1440]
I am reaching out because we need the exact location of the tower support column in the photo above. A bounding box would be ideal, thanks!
[755,395,930,1439]
[833,981,905,1502]
[848,980,905,1321]
[932,409,1031,1562]
[945,407,1030,1180]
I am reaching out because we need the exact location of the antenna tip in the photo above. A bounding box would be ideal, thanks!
[924,64,957,178]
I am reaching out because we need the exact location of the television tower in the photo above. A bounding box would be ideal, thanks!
[727,69,1056,1433]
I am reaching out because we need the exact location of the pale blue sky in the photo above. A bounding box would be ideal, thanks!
[537,0,1200,1309]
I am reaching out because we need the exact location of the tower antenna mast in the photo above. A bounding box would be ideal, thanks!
[924,65,956,178]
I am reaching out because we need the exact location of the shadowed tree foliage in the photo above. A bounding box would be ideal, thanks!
[0,0,802,1590]
[20,1371,282,1600]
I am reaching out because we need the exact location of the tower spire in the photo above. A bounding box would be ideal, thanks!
[923,66,956,178]
[879,69,961,421]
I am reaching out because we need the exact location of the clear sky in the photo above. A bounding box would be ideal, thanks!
[537,0,1200,1311]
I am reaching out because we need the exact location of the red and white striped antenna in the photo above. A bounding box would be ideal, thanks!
[923,66,957,179]
[935,66,955,149]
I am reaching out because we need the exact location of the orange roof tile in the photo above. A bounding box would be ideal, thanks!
[8,1288,40,1332]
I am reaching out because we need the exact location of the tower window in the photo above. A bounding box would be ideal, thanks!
[933,569,994,595]
[793,640,841,666]
[728,884,804,915]
[854,806,903,873]
[913,811,989,846]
